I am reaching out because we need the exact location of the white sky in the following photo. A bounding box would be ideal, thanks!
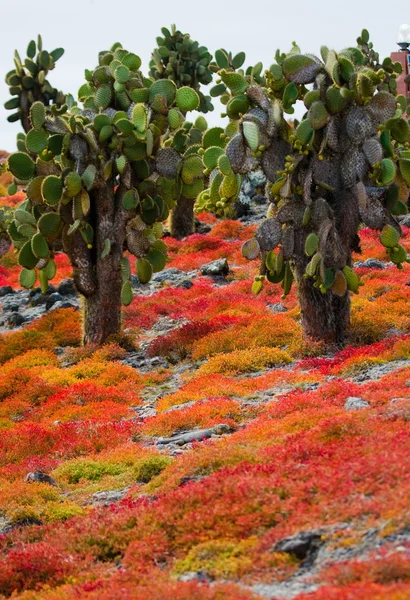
[0,0,406,151]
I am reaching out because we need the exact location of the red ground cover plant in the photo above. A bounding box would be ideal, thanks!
[0,215,408,598]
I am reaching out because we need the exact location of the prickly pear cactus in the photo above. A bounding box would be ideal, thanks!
[202,30,410,307]
[150,25,214,114]
[5,42,204,343]
[4,36,69,134]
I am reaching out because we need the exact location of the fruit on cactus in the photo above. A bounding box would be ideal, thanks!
[6,41,204,345]
[200,30,410,345]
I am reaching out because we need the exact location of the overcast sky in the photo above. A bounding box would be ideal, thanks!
[0,0,407,151]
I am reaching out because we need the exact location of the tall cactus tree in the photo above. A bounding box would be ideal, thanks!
[150,25,215,239]
[4,36,68,135]
[199,30,410,345]
[6,43,204,344]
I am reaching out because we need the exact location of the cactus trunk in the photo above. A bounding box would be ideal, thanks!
[82,260,122,345]
[295,263,351,345]
[169,196,195,239]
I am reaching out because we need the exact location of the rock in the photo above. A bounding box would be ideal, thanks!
[253,193,267,205]
[46,293,63,310]
[274,530,324,561]
[25,472,57,487]
[200,258,229,277]
[30,292,47,307]
[398,214,410,227]
[8,313,25,328]
[156,423,233,446]
[175,279,194,289]
[195,220,212,235]
[345,397,370,411]
[0,285,14,297]
[267,302,287,313]
[152,268,187,283]
[353,258,386,269]
[92,488,130,506]
[49,300,78,312]
[58,278,77,296]
[178,571,212,583]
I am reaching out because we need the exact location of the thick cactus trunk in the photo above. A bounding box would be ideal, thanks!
[169,196,195,239]
[82,252,123,345]
[295,263,351,346]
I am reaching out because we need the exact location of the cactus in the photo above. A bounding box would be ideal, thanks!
[150,25,213,114]
[202,31,410,345]
[4,36,70,134]
[5,41,204,344]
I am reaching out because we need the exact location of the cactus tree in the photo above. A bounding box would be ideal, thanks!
[200,30,410,345]
[150,26,214,239]
[4,36,68,135]
[6,43,203,344]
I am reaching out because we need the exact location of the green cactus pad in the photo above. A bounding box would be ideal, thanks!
[331,269,347,297]
[19,268,37,289]
[121,280,133,306]
[308,101,329,130]
[242,121,259,151]
[149,80,176,105]
[342,265,360,293]
[194,116,208,132]
[380,224,400,248]
[93,114,111,132]
[242,238,260,260]
[18,239,38,269]
[305,232,319,256]
[114,65,130,84]
[95,85,112,110]
[128,88,149,103]
[8,152,36,181]
[282,54,322,84]
[31,232,49,258]
[399,158,410,186]
[380,158,395,185]
[202,127,225,149]
[38,212,61,238]
[122,189,139,210]
[304,90,320,109]
[168,108,182,129]
[203,146,225,170]
[295,119,314,145]
[132,104,147,133]
[282,82,298,110]
[41,175,63,206]
[217,154,232,176]
[182,178,204,199]
[226,95,250,119]
[30,101,46,131]
[81,165,97,191]
[146,248,166,273]
[390,243,407,265]
[175,87,200,112]
[219,70,248,95]
[65,172,82,197]
[136,257,153,284]
[42,258,56,280]
[325,87,347,114]
[181,155,203,185]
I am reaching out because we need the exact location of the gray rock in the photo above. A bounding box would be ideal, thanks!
[92,488,130,506]
[398,214,410,227]
[274,530,324,561]
[175,279,194,289]
[345,397,370,411]
[0,285,14,297]
[58,278,77,296]
[46,293,63,310]
[25,472,57,487]
[49,300,79,311]
[267,302,287,313]
[8,313,25,328]
[178,571,212,583]
[152,268,187,283]
[30,292,47,307]
[200,258,229,277]
[353,258,386,269]
[156,423,233,446]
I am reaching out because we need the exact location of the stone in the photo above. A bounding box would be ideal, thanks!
[274,530,324,561]
[49,300,79,312]
[398,214,410,227]
[46,293,63,310]
[30,292,47,307]
[175,279,194,289]
[92,488,130,506]
[200,258,229,277]
[345,397,370,411]
[253,193,267,205]
[353,258,386,269]
[8,313,25,328]
[58,278,77,296]
[25,472,58,487]
[156,423,233,446]
[178,571,212,583]
[267,302,287,313]
[0,285,14,297]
